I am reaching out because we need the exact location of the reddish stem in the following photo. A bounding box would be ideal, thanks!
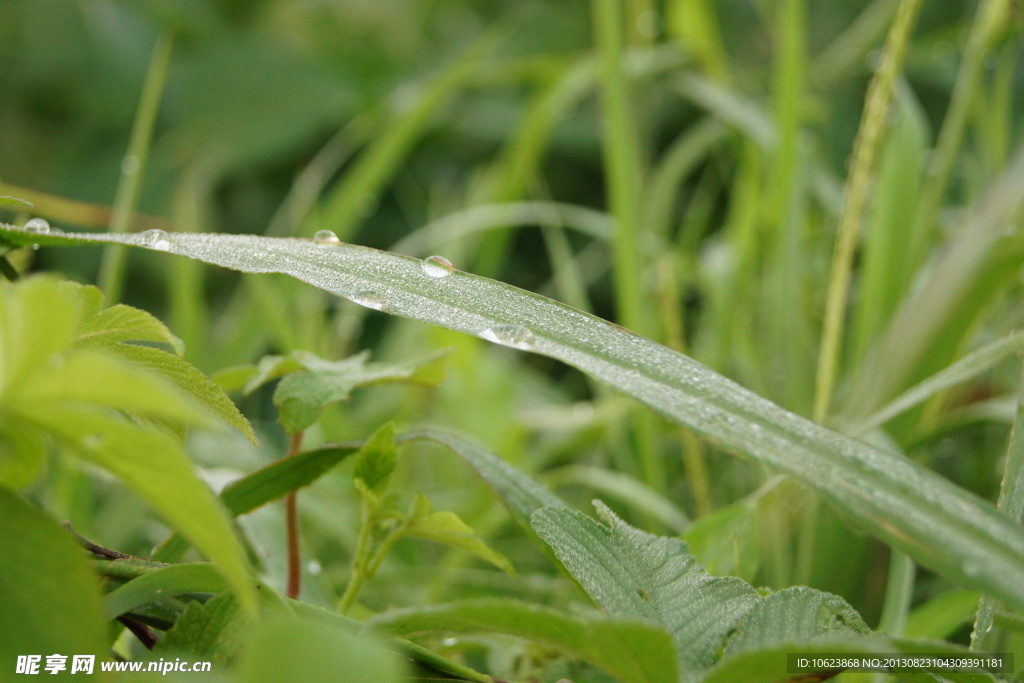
[285,431,305,599]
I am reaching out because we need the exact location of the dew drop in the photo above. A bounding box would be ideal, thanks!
[24,217,50,234]
[313,229,341,245]
[479,324,535,350]
[141,228,171,251]
[349,291,387,311]
[441,637,458,648]
[307,560,322,575]
[421,255,455,278]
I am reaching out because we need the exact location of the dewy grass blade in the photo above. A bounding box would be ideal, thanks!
[7,223,1024,609]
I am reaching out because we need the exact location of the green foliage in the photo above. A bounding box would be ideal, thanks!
[0,277,254,611]
[0,489,107,664]
[368,597,679,683]
[218,348,448,433]
[4,1,1024,680]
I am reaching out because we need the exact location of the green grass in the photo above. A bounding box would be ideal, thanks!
[2,1,1024,681]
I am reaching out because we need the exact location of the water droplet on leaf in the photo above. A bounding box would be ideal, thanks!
[313,229,341,245]
[480,325,535,350]
[141,229,171,251]
[24,218,50,234]
[349,291,387,311]
[421,255,455,278]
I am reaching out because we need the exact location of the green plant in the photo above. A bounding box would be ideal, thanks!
[4,0,1024,681]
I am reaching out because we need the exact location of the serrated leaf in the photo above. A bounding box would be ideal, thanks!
[155,594,248,661]
[105,562,229,618]
[367,598,678,683]
[16,404,254,613]
[72,284,184,355]
[112,344,257,445]
[532,501,760,679]
[273,349,449,433]
[0,489,107,661]
[405,494,514,575]
[11,229,1024,610]
[16,350,213,427]
[353,423,397,493]
[722,586,870,657]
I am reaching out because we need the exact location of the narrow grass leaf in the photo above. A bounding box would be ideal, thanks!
[8,226,1024,609]
[105,562,228,618]
[856,330,1024,435]
[367,598,678,683]
[532,501,760,679]
[400,428,569,528]
[905,590,981,640]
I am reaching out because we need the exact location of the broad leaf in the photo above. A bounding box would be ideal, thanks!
[367,597,678,683]
[235,614,405,683]
[0,489,107,663]
[722,586,869,656]
[532,501,760,678]
[8,228,1024,608]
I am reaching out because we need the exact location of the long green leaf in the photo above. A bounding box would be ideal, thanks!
[7,225,1024,609]
[367,598,678,683]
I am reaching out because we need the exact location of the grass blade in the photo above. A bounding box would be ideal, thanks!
[8,225,1024,609]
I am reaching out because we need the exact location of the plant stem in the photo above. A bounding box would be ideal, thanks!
[812,0,922,423]
[285,431,305,599]
[98,30,174,304]
[337,498,376,614]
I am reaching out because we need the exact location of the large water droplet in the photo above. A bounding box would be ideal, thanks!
[480,325,536,350]
[313,229,341,245]
[24,218,50,234]
[349,291,387,311]
[141,228,171,251]
[421,255,455,278]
